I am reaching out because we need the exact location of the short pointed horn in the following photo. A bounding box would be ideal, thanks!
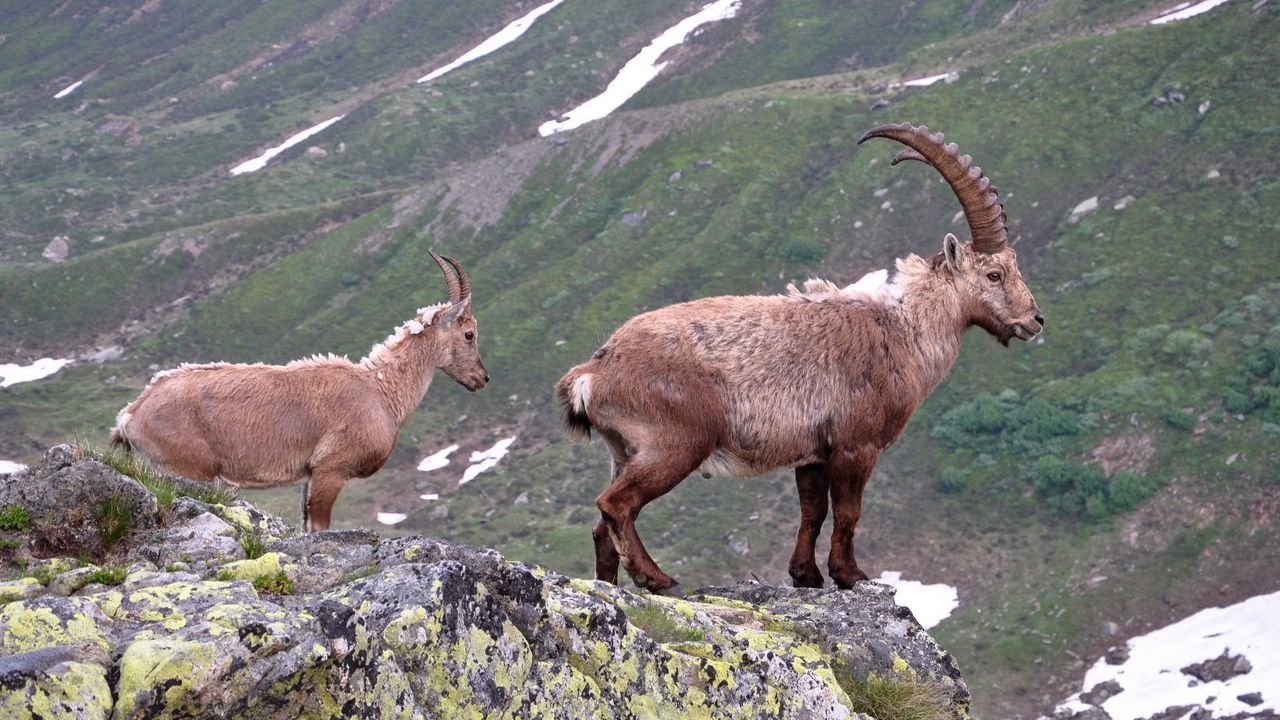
[429,250,462,303]
[858,122,1008,253]
[441,255,471,301]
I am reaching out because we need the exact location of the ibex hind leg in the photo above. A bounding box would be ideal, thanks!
[596,443,708,595]
[592,441,629,585]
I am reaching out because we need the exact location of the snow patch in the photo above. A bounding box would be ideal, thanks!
[419,493,440,501]
[54,80,83,99]
[0,460,28,474]
[229,115,345,175]
[417,444,459,472]
[418,0,566,83]
[1055,589,1280,720]
[901,71,957,87]
[876,571,959,629]
[376,512,408,525]
[538,0,741,136]
[459,436,516,486]
[1,358,73,388]
[1150,0,1232,24]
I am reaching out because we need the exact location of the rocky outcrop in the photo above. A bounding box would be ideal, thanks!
[1,446,969,719]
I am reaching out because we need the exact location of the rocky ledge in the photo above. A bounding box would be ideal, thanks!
[0,446,968,719]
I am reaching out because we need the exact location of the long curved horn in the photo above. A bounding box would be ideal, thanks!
[857,122,1008,253]
[441,255,471,300]
[429,250,462,303]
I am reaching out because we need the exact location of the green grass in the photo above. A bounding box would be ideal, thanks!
[0,539,22,550]
[625,602,706,644]
[0,505,31,531]
[84,564,129,586]
[835,671,953,720]
[76,440,234,509]
[251,570,294,595]
[239,533,268,560]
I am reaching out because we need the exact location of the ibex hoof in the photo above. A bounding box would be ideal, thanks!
[652,582,684,598]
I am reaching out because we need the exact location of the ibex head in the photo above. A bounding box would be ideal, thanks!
[859,123,1044,346]
[429,252,489,391]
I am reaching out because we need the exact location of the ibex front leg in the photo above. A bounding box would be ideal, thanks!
[827,446,877,589]
[789,463,829,588]
[302,470,348,532]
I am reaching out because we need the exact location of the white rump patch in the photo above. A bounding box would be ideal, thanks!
[572,375,593,414]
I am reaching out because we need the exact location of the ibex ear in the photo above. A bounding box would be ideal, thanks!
[942,233,966,272]
[440,296,471,328]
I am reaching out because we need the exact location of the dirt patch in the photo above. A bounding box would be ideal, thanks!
[1088,432,1156,476]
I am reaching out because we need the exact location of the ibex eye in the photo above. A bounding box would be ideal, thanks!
[465,331,475,341]
[987,271,1002,283]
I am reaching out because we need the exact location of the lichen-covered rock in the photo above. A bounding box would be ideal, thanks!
[0,449,968,718]
[131,512,244,568]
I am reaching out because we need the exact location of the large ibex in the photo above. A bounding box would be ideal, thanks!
[112,252,488,531]
[556,123,1043,594]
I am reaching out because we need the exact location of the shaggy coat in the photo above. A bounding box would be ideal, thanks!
[556,123,1044,594]
[112,254,487,531]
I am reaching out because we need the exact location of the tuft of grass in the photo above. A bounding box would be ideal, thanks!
[0,538,21,550]
[239,532,267,560]
[215,569,236,582]
[836,671,953,720]
[252,570,293,595]
[96,496,134,550]
[626,603,706,644]
[0,504,31,531]
[75,439,234,508]
[84,564,129,586]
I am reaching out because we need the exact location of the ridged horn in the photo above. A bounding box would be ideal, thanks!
[429,250,462,304]
[857,122,1008,253]
[442,255,471,301]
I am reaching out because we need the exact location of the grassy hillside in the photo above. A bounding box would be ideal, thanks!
[2,1,1278,717]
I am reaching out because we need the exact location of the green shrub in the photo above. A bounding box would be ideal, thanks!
[252,571,293,595]
[1031,457,1162,520]
[0,504,31,531]
[936,467,968,495]
[1161,408,1197,431]
[85,564,129,586]
[933,392,1080,456]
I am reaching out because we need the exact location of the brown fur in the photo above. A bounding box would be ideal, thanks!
[113,291,487,532]
[556,239,1042,594]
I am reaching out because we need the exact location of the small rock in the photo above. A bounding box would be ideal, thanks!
[1206,169,1220,180]
[1198,100,1211,114]
[42,236,70,262]
[513,492,530,506]
[622,211,645,226]
[870,99,890,111]
[1105,644,1130,665]
[1081,679,1123,706]
[694,159,713,170]
[1181,649,1252,683]
[1152,96,1170,108]
[1168,90,1185,103]
[1100,621,1120,637]
[305,146,328,159]
[668,170,682,183]
[1068,196,1099,224]
[1237,692,1264,707]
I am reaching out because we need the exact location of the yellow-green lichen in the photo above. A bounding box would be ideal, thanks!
[217,551,290,582]
[0,660,112,720]
[0,577,42,603]
[0,600,110,654]
[114,639,220,718]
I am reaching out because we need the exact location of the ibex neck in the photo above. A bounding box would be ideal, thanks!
[888,256,969,400]
[361,320,445,427]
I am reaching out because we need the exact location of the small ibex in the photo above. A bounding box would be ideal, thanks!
[112,252,488,531]
[556,123,1043,594]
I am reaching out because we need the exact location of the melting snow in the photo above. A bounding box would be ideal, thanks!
[1150,0,1232,24]
[901,71,956,87]
[0,461,28,474]
[418,0,566,83]
[376,512,408,525]
[420,493,440,501]
[1,357,73,388]
[459,436,517,486]
[1056,589,1280,719]
[54,80,83,99]
[538,0,741,136]
[417,444,459,472]
[229,115,345,175]
[876,571,959,629]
